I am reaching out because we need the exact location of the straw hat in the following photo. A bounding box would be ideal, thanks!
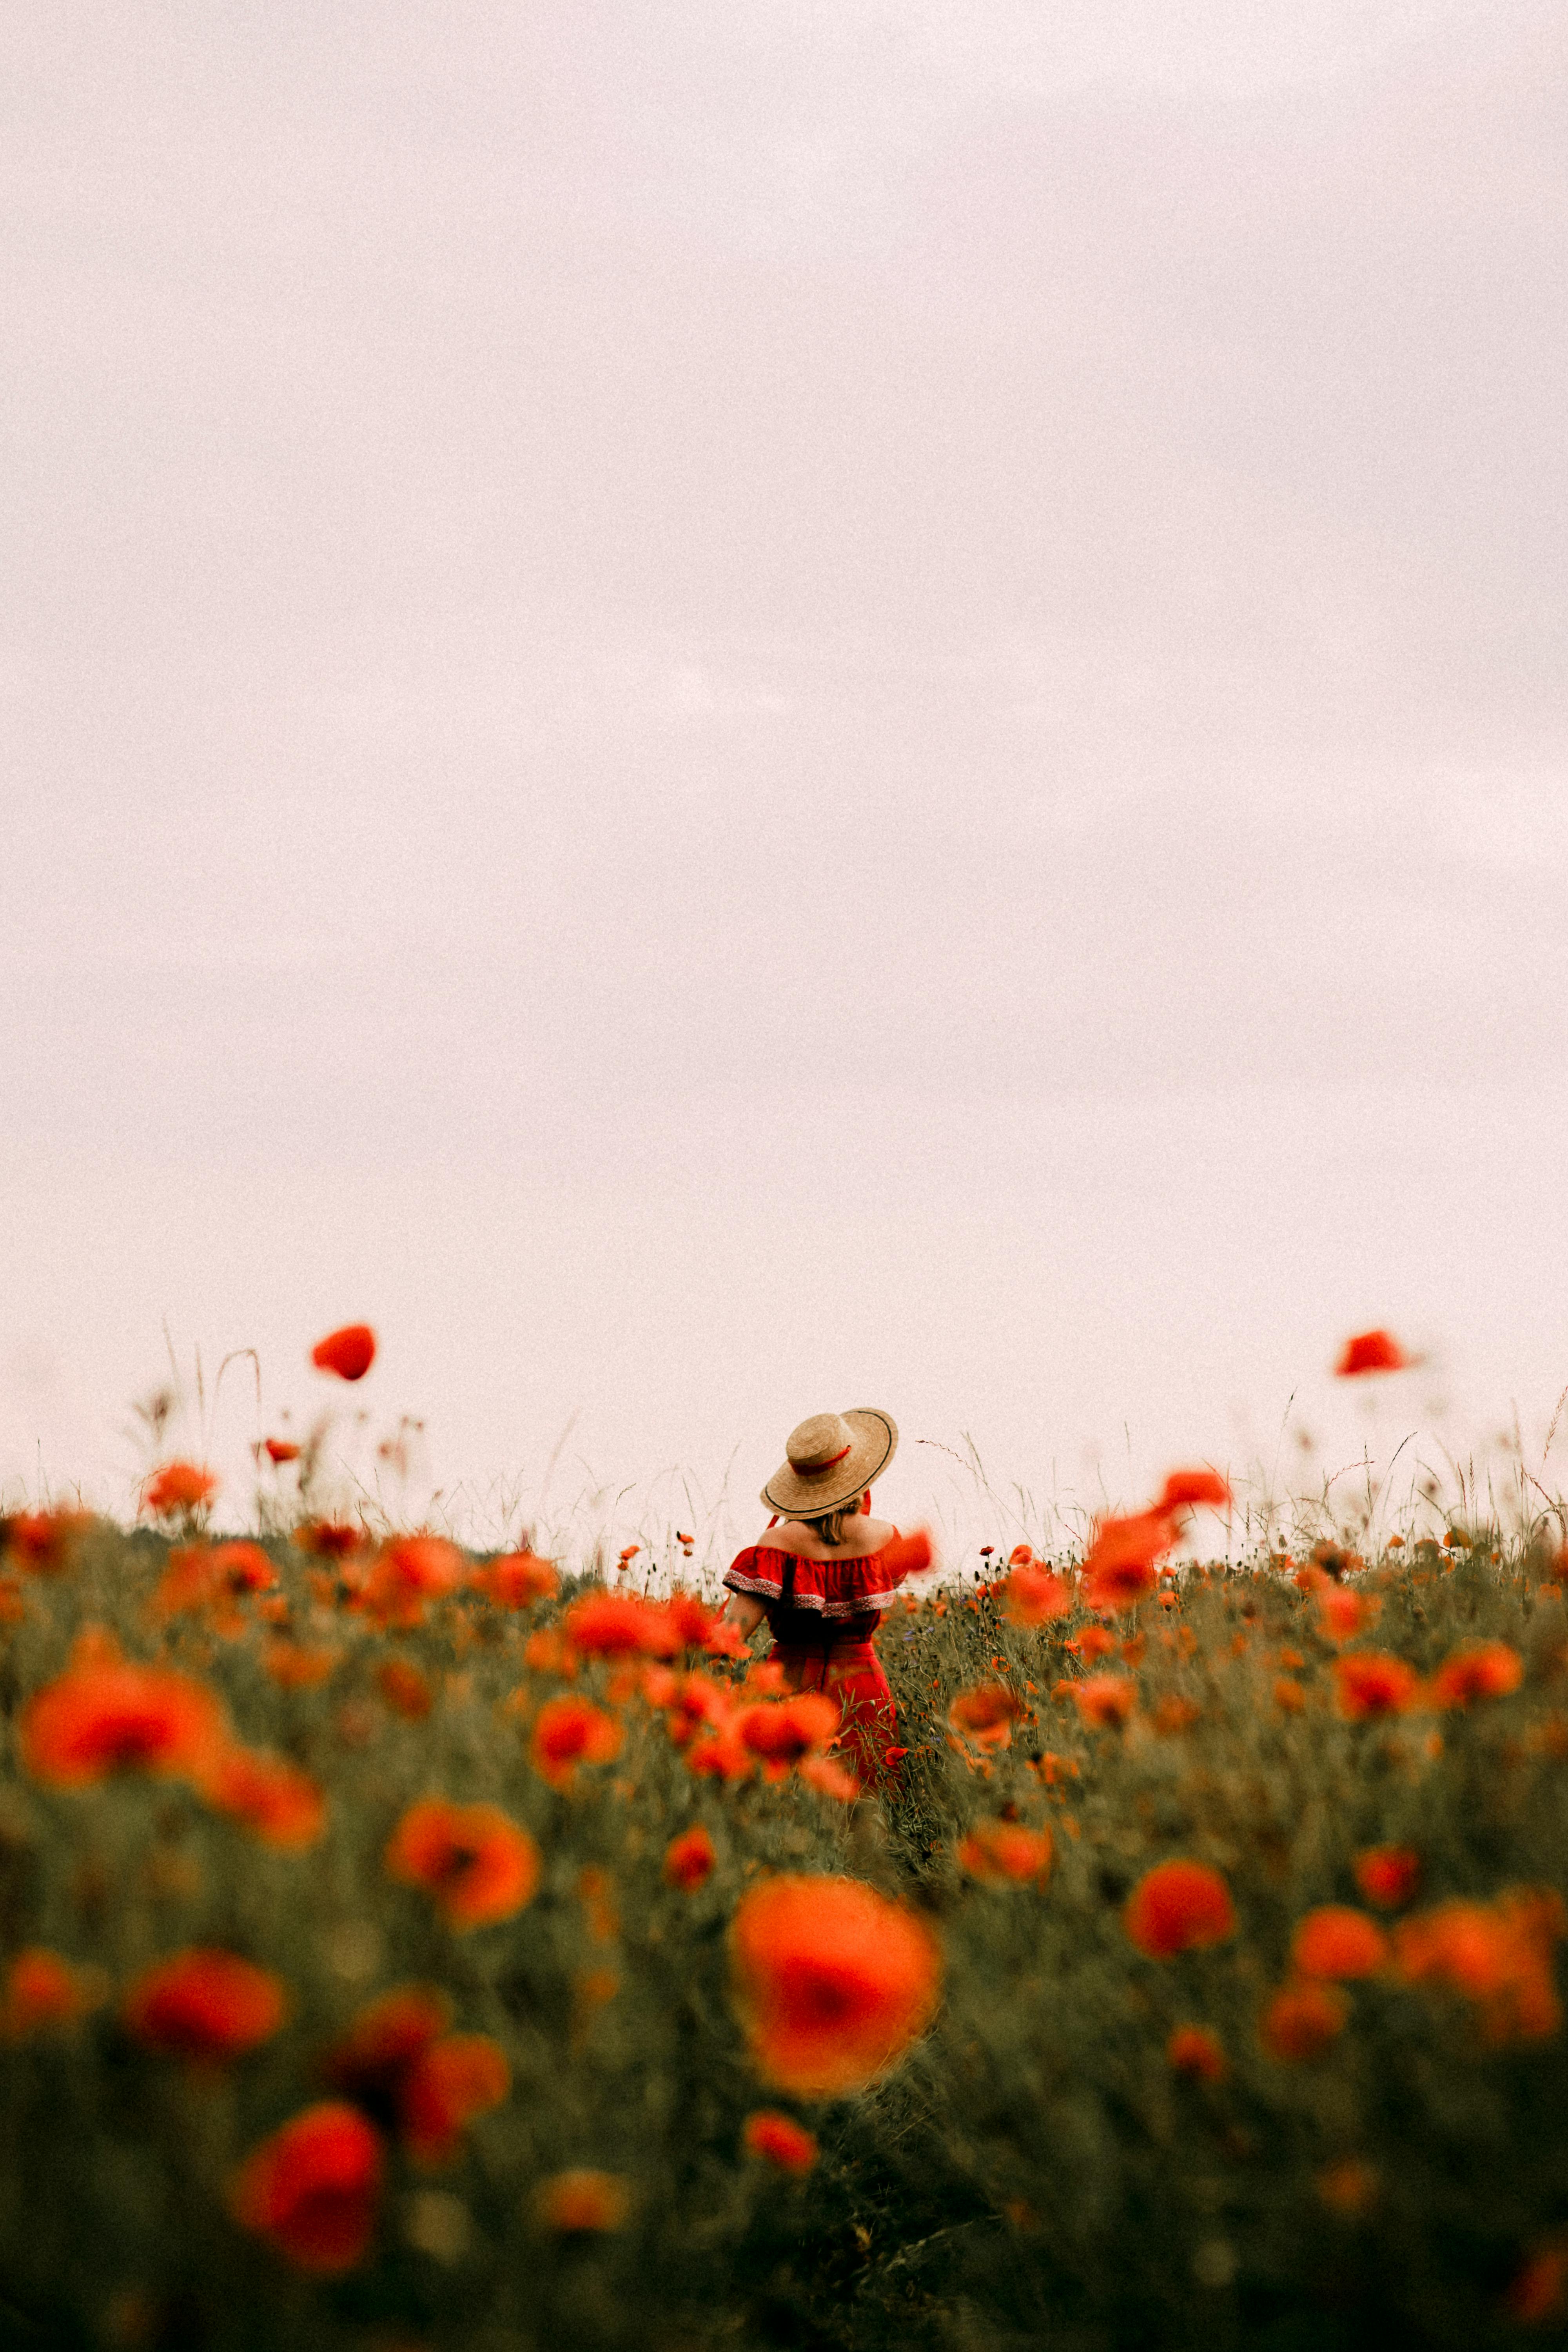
[761,1408,898,1517]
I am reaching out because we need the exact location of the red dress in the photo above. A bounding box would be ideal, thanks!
[723,1538,910,1784]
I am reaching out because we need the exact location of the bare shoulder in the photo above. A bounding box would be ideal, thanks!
[759,1515,897,1558]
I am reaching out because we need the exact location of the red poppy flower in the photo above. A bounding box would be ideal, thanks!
[1334,1328,1410,1376]
[1353,1846,1421,1909]
[292,1520,366,1561]
[384,1798,540,1929]
[142,1462,219,1518]
[948,1681,1025,1752]
[958,1822,1054,1884]
[265,1640,341,1688]
[20,1644,226,1787]
[1123,1860,1236,1959]
[1067,1624,1118,1663]
[1166,2023,1227,2081]
[310,1324,377,1381]
[1428,1641,1524,1708]
[1393,1890,1563,2042]
[798,1755,860,1802]
[742,2110,818,2172]
[377,1659,434,1720]
[730,1874,942,2097]
[362,1537,465,1628]
[324,1985,452,2112]
[1508,2247,1568,2324]
[1333,1652,1420,1719]
[123,1948,287,2062]
[201,1747,326,1849]
[1,1948,105,2039]
[1291,1906,1388,1980]
[1156,1469,1232,1512]
[229,2102,384,2273]
[478,1551,559,1608]
[740,1693,840,1767]
[1073,1673,1136,1730]
[263,1438,301,1464]
[1260,1979,1350,2061]
[664,1824,717,1890]
[1002,1564,1073,1626]
[563,1591,681,1660]
[880,1529,935,1584]
[3,1510,93,1575]
[530,1695,623,1790]
[535,2169,630,2232]
[1082,1510,1176,1613]
[398,2033,510,2165]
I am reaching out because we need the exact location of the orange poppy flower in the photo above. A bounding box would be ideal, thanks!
[263,1437,301,1464]
[563,1591,681,1660]
[535,2169,630,2232]
[20,1643,226,1787]
[957,1821,1054,1884]
[310,1323,377,1381]
[742,2110,818,2172]
[323,1984,452,2113]
[1067,1624,1117,1663]
[1003,1564,1073,1626]
[292,1520,366,1560]
[948,1681,1025,1753]
[1273,1678,1305,1713]
[377,1659,434,1720]
[142,1462,219,1517]
[1428,1641,1523,1708]
[123,1948,287,2062]
[1333,1651,1420,1719]
[1166,2023,1227,2081]
[201,1748,326,1849]
[1156,1469,1231,1512]
[399,2033,510,2165]
[1353,1846,1421,1909]
[1081,1510,1176,1613]
[1393,1890,1563,2043]
[880,1529,935,1584]
[1291,1906,1388,1980]
[229,2102,383,2272]
[1260,1979,1350,2061]
[1154,1693,1202,1733]
[3,1509,93,1575]
[385,1798,540,1929]
[1123,1860,1236,1959]
[740,1693,840,1768]
[664,1824,717,1890]
[478,1551,559,1608]
[1,1947,105,2039]
[730,1874,942,2097]
[265,1640,340,1689]
[798,1755,860,1802]
[361,1537,465,1628]
[1334,1328,1410,1376]
[1317,1585,1377,1642]
[530,1695,623,1790]
[1073,1673,1136,1730]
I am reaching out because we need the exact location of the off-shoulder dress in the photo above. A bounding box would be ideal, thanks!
[722,1537,911,1782]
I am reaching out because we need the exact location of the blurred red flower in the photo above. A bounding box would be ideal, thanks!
[229,2102,384,2273]
[530,1695,623,1790]
[1393,1890,1564,2043]
[20,1642,226,1787]
[563,1591,682,1659]
[1073,1673,1137,1730]
[1334,1329,1410,1376]
[1002,1564,1073,1626]
[399,2033,510,2165]
[1260,1979,1350,2061]
[1166,2024,1227,2081]
[664,1825,717,1890]
[1,1948,105,2039]
[1291,1907,1388,1980]
[740,1693,840,1769]
[263,1437,301,1464]
[1353,1846,1421,1909]
[310,1324,377,1381]
[797,1755,860,1802]
[385,1798,541,1929]
[535,2169,630,2232]
[377,1659,434,1720]
[1082,1510,1176,1613]
[1428,1641,1523,1708]
[123,1948,287,2063]
[362,1537,465,1629]
[1067,1624,1118,1663]
[478,1551,559,1608]
[2,1510,93,1575]
[1508,2247,1568,2324]
[742,2110,818,2172]
[730,1874,942,2097]
[324,1985,451,2115]
[1316,1585,1377,1643]
[948,1681,1025,1752]
[201,1747,326,1849]
[1123,1861,1236,1960]
[292,1520,366,1561]
[1333,1651,1420,1719]
[142,1462,219,1518]
[1156,1469,1232,1512]
[958,1821,1054,1884]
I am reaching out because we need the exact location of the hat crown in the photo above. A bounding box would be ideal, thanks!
[785,1412,855,1473]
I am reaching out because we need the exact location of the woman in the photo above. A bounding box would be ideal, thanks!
[720,1408,918,1785]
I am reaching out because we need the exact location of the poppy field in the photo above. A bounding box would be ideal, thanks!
[5,1434,1568,2350]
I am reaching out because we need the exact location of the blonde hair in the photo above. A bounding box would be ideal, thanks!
[801,1496,865,1547]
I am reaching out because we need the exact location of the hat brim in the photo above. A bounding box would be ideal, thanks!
[760,1408,898,1517]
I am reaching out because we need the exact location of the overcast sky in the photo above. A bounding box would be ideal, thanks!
[4,2,1566,1559]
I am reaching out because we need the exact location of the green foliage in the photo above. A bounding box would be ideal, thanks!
[3,1522,1568,2350]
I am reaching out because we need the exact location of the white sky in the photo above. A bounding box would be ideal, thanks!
[4,1,1566,1562]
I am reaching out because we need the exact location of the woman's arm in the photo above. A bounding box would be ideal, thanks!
[719,1591,767,1639]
